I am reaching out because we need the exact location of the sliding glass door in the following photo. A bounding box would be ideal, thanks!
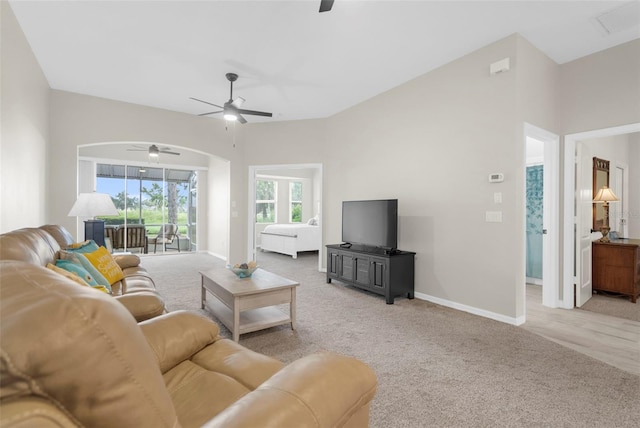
[96,163,196,253]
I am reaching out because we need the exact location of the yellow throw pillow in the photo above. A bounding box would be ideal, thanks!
[83,247,125,286]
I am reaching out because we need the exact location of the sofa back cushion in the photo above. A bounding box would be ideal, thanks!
[0,261,179,428]
[0,228,60,266]
[39,224,75,248]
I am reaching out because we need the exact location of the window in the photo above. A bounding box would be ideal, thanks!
[290,181,302,223]
[256,180,276,223]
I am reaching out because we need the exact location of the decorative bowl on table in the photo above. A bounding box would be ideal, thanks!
[227,262,258,278]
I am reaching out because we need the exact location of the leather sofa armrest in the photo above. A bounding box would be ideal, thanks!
[0,397,78,428]
[115,292,166,322]
[113,254,141,269]
[139,311,220,372]
[203,352,378,428]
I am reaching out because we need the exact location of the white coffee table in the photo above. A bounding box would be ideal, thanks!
[200,268,299,342]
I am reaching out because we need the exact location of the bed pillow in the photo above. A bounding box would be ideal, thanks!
[307,215,319,226]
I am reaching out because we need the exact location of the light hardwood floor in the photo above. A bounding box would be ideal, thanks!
[522,285,640,376]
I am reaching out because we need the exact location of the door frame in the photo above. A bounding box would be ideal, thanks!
[611,161,629,238]
[524,123,559,309]
[562,123,640,309]
[247,163,323,271]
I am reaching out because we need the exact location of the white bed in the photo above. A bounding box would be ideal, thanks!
[260,223,320,259]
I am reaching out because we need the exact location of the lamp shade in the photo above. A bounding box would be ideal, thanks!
[68,192,119,218]
[593,186,619,203]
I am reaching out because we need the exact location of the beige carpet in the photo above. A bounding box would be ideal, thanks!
[141,251,640,428]
[579,291,640,322]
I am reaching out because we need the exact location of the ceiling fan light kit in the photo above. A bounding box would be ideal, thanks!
[127,144,180,159]
[191,73,273,124]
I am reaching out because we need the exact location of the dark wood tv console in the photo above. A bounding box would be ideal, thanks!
[326,244,415,304]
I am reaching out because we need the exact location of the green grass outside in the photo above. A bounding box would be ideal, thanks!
[100,210,189,235]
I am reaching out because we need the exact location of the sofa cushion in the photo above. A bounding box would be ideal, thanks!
[0,228,60,266]
[39,224,75,248]
[0,261,179,428]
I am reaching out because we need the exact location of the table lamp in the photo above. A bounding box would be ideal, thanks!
[68,192,119,247]
[593,186,619,242]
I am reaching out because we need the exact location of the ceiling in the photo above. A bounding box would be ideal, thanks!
[9,1,640,124]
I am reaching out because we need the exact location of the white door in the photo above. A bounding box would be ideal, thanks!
[575,142,593,307]
[611,165,628,238]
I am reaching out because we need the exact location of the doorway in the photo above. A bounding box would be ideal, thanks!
[524,124,559,313]
[562,123,640,309]
[247,163,323,271]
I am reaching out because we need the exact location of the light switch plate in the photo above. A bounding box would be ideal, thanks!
[485,211,503,222]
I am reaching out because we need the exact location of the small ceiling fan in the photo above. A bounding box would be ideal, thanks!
[191,73,273,124]
[319,0,334,13]
[127,144,180,158]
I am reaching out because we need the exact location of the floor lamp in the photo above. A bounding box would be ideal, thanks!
[68,192,119,247]
[593,186,619,243]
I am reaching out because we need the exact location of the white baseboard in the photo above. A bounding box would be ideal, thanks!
[526,277,543,286]
[205,251,227,262]
[414,292,525,326]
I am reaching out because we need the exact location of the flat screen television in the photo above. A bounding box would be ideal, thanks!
[342,199,398,250]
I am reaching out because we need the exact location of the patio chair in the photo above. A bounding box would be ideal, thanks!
[149,224,180,254]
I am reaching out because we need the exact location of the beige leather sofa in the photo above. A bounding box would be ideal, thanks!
[0,260,377,427]
[0,225,165,321]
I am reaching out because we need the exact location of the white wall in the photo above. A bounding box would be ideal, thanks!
[0,2,50,233]
[560,39,640,135]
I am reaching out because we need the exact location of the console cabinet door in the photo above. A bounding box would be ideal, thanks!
[354,256,371,286]
[340,253,354,281]
[370,256,387,290]
[328,250,339,277]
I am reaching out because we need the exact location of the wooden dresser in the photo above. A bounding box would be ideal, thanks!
[592,239,640,303]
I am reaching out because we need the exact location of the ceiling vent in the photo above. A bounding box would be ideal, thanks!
[591,1,640,36]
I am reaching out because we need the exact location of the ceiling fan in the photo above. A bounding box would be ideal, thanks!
[127,144,180,158]
[319,0,334,13]
[191,73,273,124]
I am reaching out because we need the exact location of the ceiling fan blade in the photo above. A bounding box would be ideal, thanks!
[126,149,147,152]
[190,97,223,109]
[237,114,248,124]
[319,0,334,13]
[236,108,273,117]
[160,151,181,156]
[231,96,245,108]
[198,110,223,116]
